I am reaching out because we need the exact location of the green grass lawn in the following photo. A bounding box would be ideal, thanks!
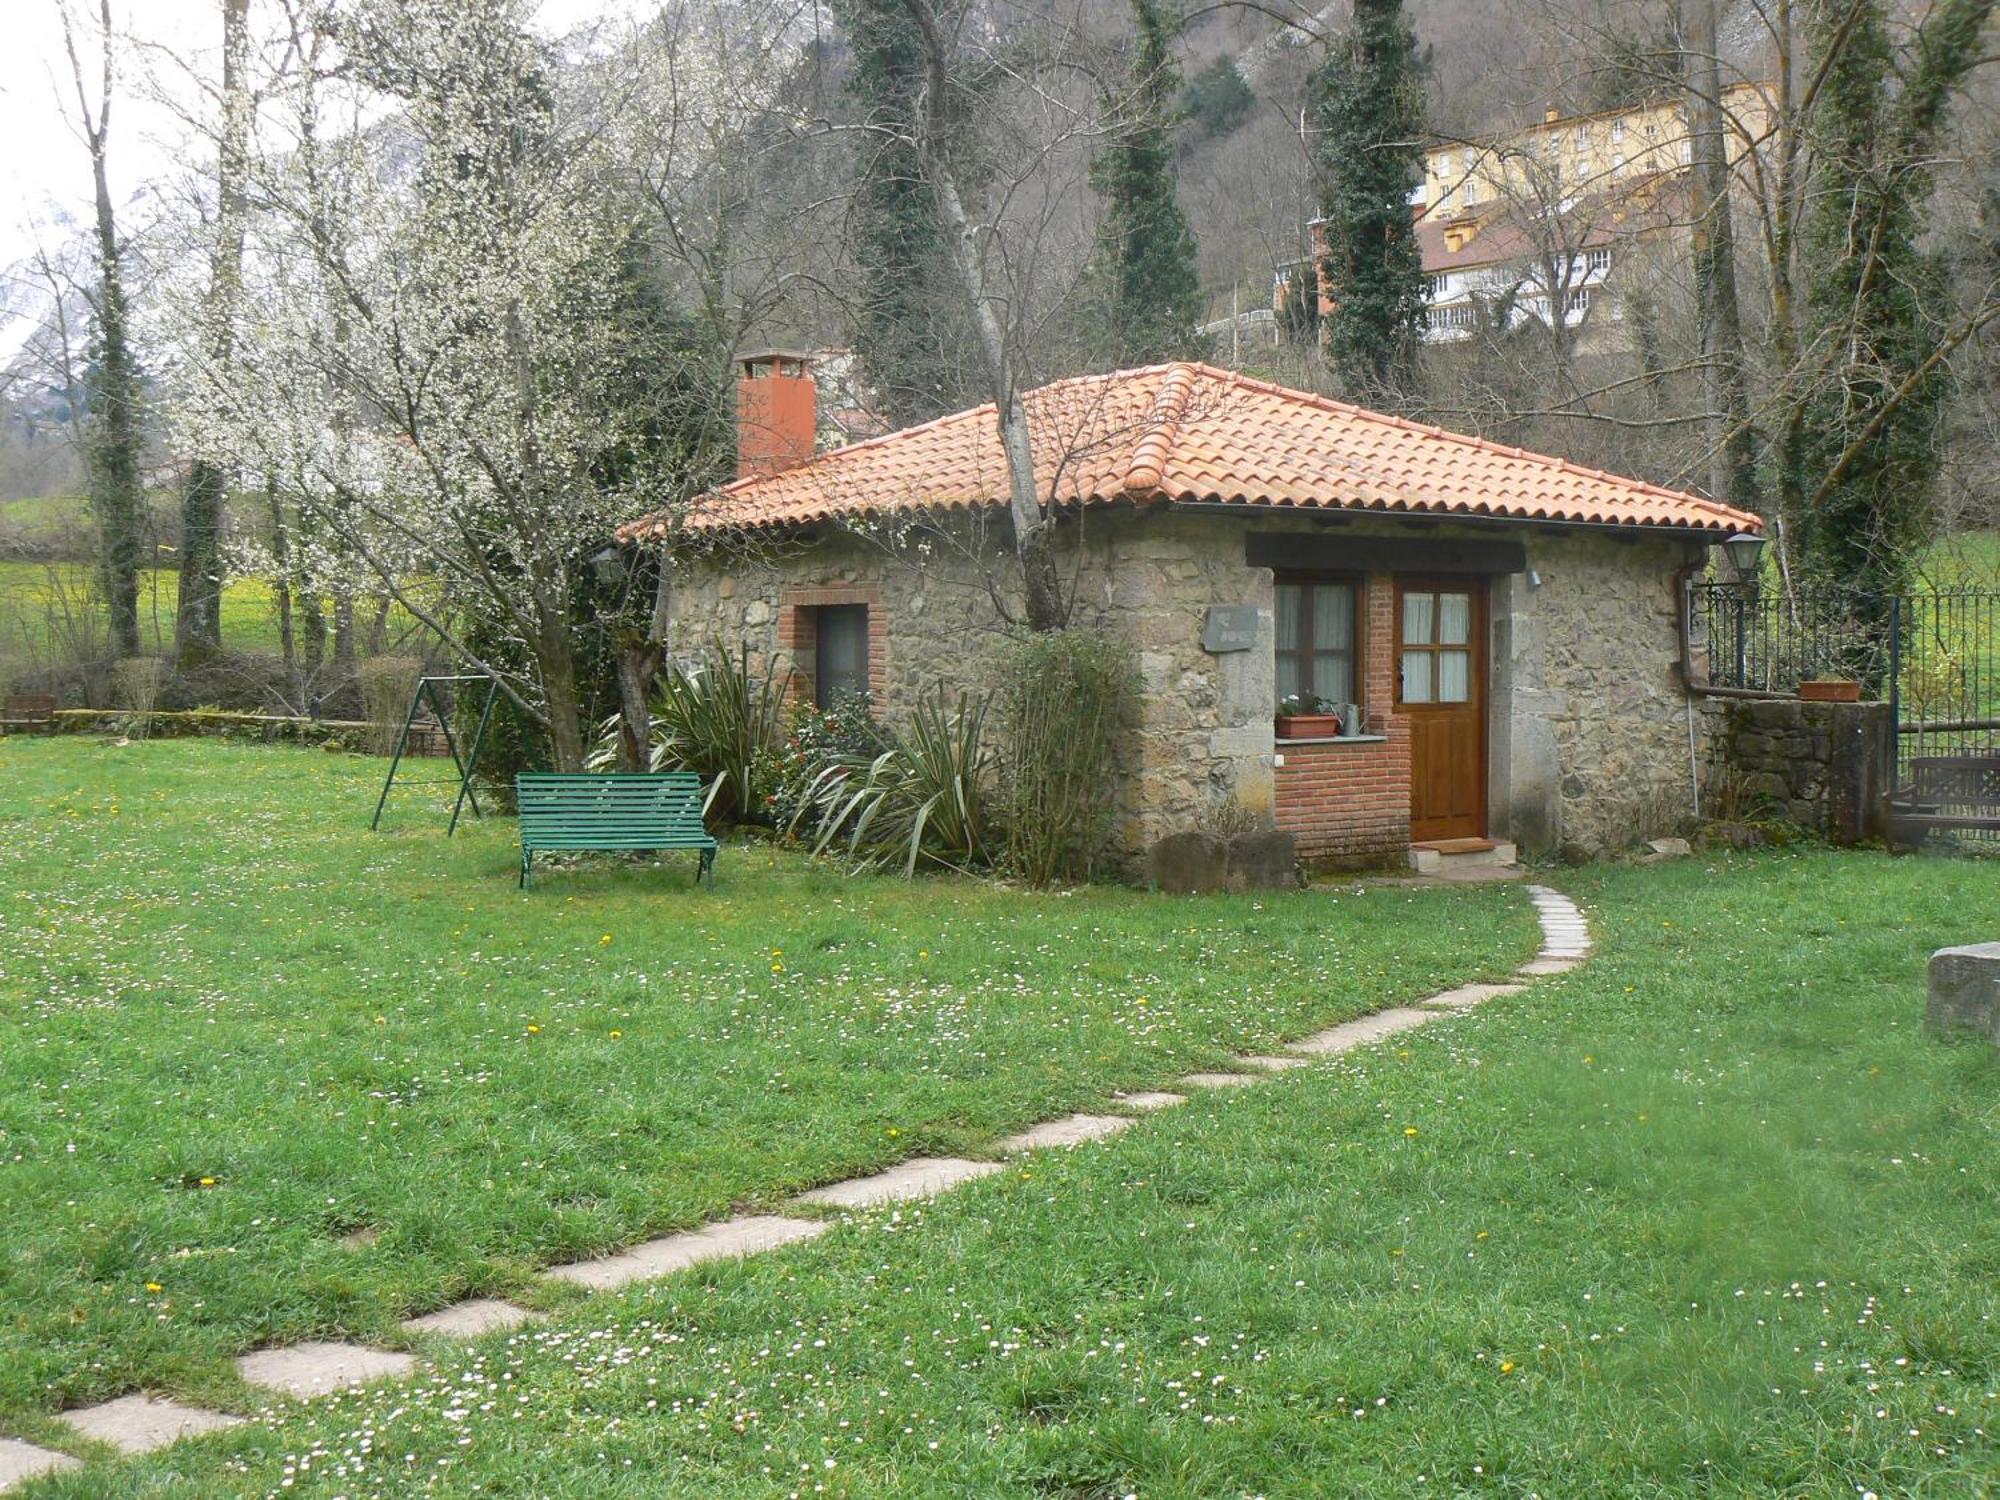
[0,560,287,665]
[0,736,1537,1441]
[31,839,1996,1499]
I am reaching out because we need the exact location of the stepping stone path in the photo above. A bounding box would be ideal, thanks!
[796,1157,1003,1209]
[545,1215,825,1292]
[236,1343,417,1400]
[61,1395,242,1455]
[401,1299,542,1338]
[999,1114,1135,1151]
[0,1441,77,1488]
[3,885,1590,1495]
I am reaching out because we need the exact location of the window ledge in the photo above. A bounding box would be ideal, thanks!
[1276,734,1389,746]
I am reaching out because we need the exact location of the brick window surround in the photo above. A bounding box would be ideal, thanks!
[776,585,888,709]
[1274,571,1414,862]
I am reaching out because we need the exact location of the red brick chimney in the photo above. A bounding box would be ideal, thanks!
[736,350,817,481]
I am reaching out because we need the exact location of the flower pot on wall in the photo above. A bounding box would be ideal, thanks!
[1276,714,1342,739]
[1798,678,1863,703]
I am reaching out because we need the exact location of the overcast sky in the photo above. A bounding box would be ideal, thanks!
[0,1,648,326]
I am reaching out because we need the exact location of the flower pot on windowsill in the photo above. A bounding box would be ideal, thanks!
[1798,678,1862,702]
[1276,713,1343,739]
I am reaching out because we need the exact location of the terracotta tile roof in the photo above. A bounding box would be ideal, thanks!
[618,362,1761,542]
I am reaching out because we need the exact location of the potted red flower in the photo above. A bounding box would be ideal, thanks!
[1276,693,1343,739]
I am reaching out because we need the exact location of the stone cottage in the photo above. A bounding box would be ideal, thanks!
[619,355,1762,875]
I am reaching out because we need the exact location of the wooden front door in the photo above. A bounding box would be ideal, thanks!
[1396,579,1488,842]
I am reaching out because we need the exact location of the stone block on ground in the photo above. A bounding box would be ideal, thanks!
[1925,942,2000,1045]
[997,1115,1134,1152]
[544,1215,825,1291]
[1517,957,1581,976]
[1178,1071,1260,1088]
[0,1439,79,1487]
[1237,1053,1309,1071]
[236,1343,416,1400]
[1645,836,1691,858]
[1223,831,1299,891]
[796,1158,1003,1209]
[401,1299,543,1337]
[62,1394,242,1455]
[1148,831,1226,894]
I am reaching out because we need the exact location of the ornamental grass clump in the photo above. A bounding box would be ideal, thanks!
[793,685,992,875]
[998,627,1136,886]
[636,647,786,820]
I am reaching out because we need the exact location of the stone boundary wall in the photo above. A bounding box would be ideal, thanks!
[1709,697,1894,844]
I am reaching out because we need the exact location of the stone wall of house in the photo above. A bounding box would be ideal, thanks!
[662,508,1711,873]
[1708,697,1894,844]
[1493,529,1708,857]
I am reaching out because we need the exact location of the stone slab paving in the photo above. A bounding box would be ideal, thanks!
[1178,1070,1261,1088]
[62,1394,243,1456]
[0,1439,78,1488]
[997,1114,1135,1151]
[1424,981,1529,1011]
[1237,1053,1310,1071]
[1517,957,1582,976]
[401,1299,543,1338]
[1285,1007,1435,1055]
[545,1215,825,1292]
[236,1342,417,1400]
[796,1158,1003,1209]
[1114,1091,1186,1111]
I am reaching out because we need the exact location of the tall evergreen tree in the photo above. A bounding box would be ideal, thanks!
[1307,0,1427,401]
[1791,0,1990,601]
[1080,0,1207,368]
[834,0,965,425]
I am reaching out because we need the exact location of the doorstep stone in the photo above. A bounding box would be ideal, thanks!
[796,1158,1003,1209]
[0,1439,78,1487]
[544,1215,825,1291]
[1236,1054,1310,1071]
[1114,1091,1186,1111]
[1177,1071,1261,1088]
[997,1115,1134,1151]
[1284,1008,1435,1055]
[235,1343,417,1400]
[62,1394,242,1455]
[400,1299,543,1337]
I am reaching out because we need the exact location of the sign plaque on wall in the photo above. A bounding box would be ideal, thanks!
[1200,604,1259,654]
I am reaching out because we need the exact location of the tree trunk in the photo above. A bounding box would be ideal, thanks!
[301,591,327,676]
[613,555,672,772]
[1684,0,1761,517]
[901,0,1065,633]
[266,477,300,705]
[537,610,587,772]
[175,0,251,667]
[331,589,359,715]
[69,3,144,659]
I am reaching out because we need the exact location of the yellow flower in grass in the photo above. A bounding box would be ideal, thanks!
[526,1024,541,1035]
[599,934,612,945]
[144,1282,162,1294]
[1500,1361,1515,1374]
[609,1029,623,1039]
[198,1177,216,1187]
[1404,1127,1419,1138]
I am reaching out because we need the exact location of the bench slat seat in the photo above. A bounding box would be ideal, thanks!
[1892,754,2000,845]
[516,772,718,888]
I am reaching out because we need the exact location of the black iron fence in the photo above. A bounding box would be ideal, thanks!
[1693,582,2000,777]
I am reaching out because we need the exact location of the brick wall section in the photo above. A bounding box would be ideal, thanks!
[1273,571,1412,862]
[776,584,888,709]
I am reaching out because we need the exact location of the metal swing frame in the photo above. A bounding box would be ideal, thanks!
[370,674,499,836]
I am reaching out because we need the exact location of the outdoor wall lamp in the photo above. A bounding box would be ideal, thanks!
[587,542,629,587]
[1719,531,1765,580]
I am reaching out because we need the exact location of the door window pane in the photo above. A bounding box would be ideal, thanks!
[1437,649,1471,702]
[1401,650,1433,703]
[814,605,868,706]
[1402,592,1435,645]
[1438,592,1471,645]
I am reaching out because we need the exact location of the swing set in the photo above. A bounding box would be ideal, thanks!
[369,673,500,835]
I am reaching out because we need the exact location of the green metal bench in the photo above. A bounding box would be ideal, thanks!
[515,772,718,889]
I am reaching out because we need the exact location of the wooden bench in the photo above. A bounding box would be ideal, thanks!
[0,694,58,735]
[515,771,718,889]
[1892,755,2000,841]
